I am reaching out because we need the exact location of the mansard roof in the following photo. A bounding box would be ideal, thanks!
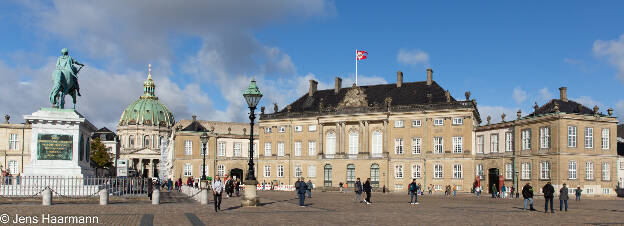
[527,99,601,117]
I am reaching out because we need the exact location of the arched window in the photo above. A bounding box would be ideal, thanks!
[324,164,332,187]
[348,132,358,155]
[326,132,336,158]
[371,131,382,157]
[370,164,380,188]
[144,135,150,148]
[346,164,356,187]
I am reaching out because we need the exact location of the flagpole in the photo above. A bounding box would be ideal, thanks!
[355,49,358,85]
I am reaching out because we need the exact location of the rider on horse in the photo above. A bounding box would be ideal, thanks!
[56,48,83,96]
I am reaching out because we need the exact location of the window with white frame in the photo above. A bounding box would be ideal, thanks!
[277,165,284,177]
[395,138,404,154]
[434,137,443,154]
[277,142,285,157]
[521,129,531,150]
[601,129,609,150]
[568,126,577,147]
[434,164,443,179]
[264,142,272,156]
[294,125,303,132]
[412,120,422,127]
[395,165,403,178]
[278,126,286,133]
[184,163,192,177]
[540,127,550,149]
[308,125,317,132]
[8,134,19,150]
[434,118,444,126]
[505,132,513,152]
[308,141,316,156]
[453,164,463,179]
[477,135,484,154]
[295,165,303,178]
[453,137,463,153]
[308,165,316,178]
[218,141,225,156]
[217,164,225,177]
[602,162,610,181]
[586,188,594,194]
[394,120,404,128]
[603,188,610,195]
[265,127,272,133]
[477,164,484,179]
[521,162,531,180]
[569,161,577,180]
[412,138,422,154]
[586,162,594,180]
[371,131,382,157]
[585,127,593,148]
[294,141,302,156]
[540,161,550,180]
[184,140,192,155]
[264,165,271,177]
[233,142,242,157]
[490,134,499,153]
[326,132,336,157]
[452,117,463,125]
[505,163,513,180]
[412,165,421,178]
[349,132,358,155]
[8,160,18,175]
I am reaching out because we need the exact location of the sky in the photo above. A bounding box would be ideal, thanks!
[1,0,623,130]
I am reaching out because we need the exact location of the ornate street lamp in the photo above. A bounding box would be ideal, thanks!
[241,79,262,207]
[200,132,209,181]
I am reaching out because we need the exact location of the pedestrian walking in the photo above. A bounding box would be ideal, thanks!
[306,180,313,198]
[475,186,481,199]
[339,182,344,193]
[147,179,153,200]
[542,182,555,213]
[354,178,363,203]
[453,185,457,197]
[559,183,569,212]
[235,179,240,197]
[575,186,583,201]
[510,186,515,199]
[409,179,419,204]
[428,184,432,195]
[212,176,224,212]
[501,184,507,198]
[295,177,308,207]
[363,178,372,204]
[491,184,498,198]
[522,182,536,211]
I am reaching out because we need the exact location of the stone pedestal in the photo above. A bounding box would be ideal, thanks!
[22,108,96,178]
[241,180,259,207]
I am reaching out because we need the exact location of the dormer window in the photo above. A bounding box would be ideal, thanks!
[278,126,286,133]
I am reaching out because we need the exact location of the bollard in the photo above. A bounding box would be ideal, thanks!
[99,189,109,205]
[42,188,52,206]
[152,189,160,205]
[201,189,208,205]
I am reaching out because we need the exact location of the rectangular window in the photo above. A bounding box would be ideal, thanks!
[308,125,317,132]
[434,137,443,154]
[521,129,531,150]
[505,132,513,152]
[601,129,609,150]
[434,118,444,126]
[184,163,192,177]
[394,120,404,128]
[8,134,19,150]
[8,160,18,175]
[568,126,577,148]
[218,142,225,156]
[586,188,594,195]
[585,127,593,149]
[434,164,443,179]
[294,125,303,132]
[521,163,531,180]
[453,164,463,179]
[294,141,302,156]
[264,143,272,156]
[278,126,286,133]
[217,165,225,177]
[294,165,302,178]
[264,165,271,177]
[490,134,499,153]
[452,137,463,153]
[277,142,285,157]
[265,127,272,133]
[540,161,550,180]
[412,165,421,178]
[540,127,550,149]
[308,165,316,178]
[412,120,422,127]
[411,138,422,154]
[277,165,284,177]
[505,163,513,180]
[452,117,463,125]
[477,136,484,154]
[308,141,316,156]
[477,164,484,179]
[184,140,192,155]
[603,188,610,195]
[586,162,594,180]
[395,165,403,178]
[233,142,242,157]
[602,162,610,181]
[395,138,404,154]
[569,161,577,180]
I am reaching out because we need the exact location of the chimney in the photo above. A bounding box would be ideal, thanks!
[309,80,318,97]
[426,68,433,85]
[4,114,9,124]
[192,115,197,121]
[445,90,450,102]
[260,106,265,115]
[517,110,522,119]
[334,77,342,94]
[559,87,568,102]
[397,71,403,88]
[465,91,471,101]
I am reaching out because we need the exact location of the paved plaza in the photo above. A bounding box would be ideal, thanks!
[0,191,623,225]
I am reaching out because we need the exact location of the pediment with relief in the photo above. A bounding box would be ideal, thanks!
[129,148,160,155]
[338,84,368,109]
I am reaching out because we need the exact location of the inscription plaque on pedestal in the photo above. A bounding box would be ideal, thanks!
[37,134,73,160]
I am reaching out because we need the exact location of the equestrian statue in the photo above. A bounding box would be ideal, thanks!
[49,48,84,109]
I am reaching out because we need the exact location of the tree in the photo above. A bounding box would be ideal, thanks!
[90,138,113,177]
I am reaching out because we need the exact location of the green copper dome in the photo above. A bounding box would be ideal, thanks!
[118,64,175,127]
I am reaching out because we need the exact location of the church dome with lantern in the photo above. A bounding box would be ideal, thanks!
[118,64,174,127]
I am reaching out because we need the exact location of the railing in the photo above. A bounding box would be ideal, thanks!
[0,176,151,197]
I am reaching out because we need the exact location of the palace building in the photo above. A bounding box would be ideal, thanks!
[0,115,31,175]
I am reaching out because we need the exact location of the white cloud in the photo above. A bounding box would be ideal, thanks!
[593,34,624,82]
[478,105,517,125]
[538,87,553,103]
[397,49,429,66]
[572,96,603,109]
[615,100,624,121]
[512,87,527,104]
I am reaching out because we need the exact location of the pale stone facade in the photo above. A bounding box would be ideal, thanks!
[0,116,31,175]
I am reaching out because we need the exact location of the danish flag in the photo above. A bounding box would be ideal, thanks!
[356,50,368,60]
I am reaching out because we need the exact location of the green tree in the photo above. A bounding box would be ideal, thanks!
[90,138,113,177]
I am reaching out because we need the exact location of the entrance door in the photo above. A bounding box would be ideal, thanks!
[230,168,243,181]
[488,168,499,194]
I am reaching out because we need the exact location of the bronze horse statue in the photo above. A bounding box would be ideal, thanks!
[49,48,83,109]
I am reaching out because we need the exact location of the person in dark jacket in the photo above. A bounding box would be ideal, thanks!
[363,178,372,204]
[559,183,569,212]
[522,182,536,210]
[306,180,313,198]
[542,182,555,213]
[147,179,153,200]
[354,178,363,203]
[408,179,419,204]
[295,177,308,207]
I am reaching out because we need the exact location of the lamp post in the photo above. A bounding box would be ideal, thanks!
[241,79,262,207]
[200,132,209,181]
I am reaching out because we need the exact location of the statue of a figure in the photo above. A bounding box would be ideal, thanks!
[50,48,84,109]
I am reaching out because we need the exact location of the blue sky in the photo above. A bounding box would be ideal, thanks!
[0,1,623,129]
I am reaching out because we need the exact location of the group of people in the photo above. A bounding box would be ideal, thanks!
[522,182,583,213]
